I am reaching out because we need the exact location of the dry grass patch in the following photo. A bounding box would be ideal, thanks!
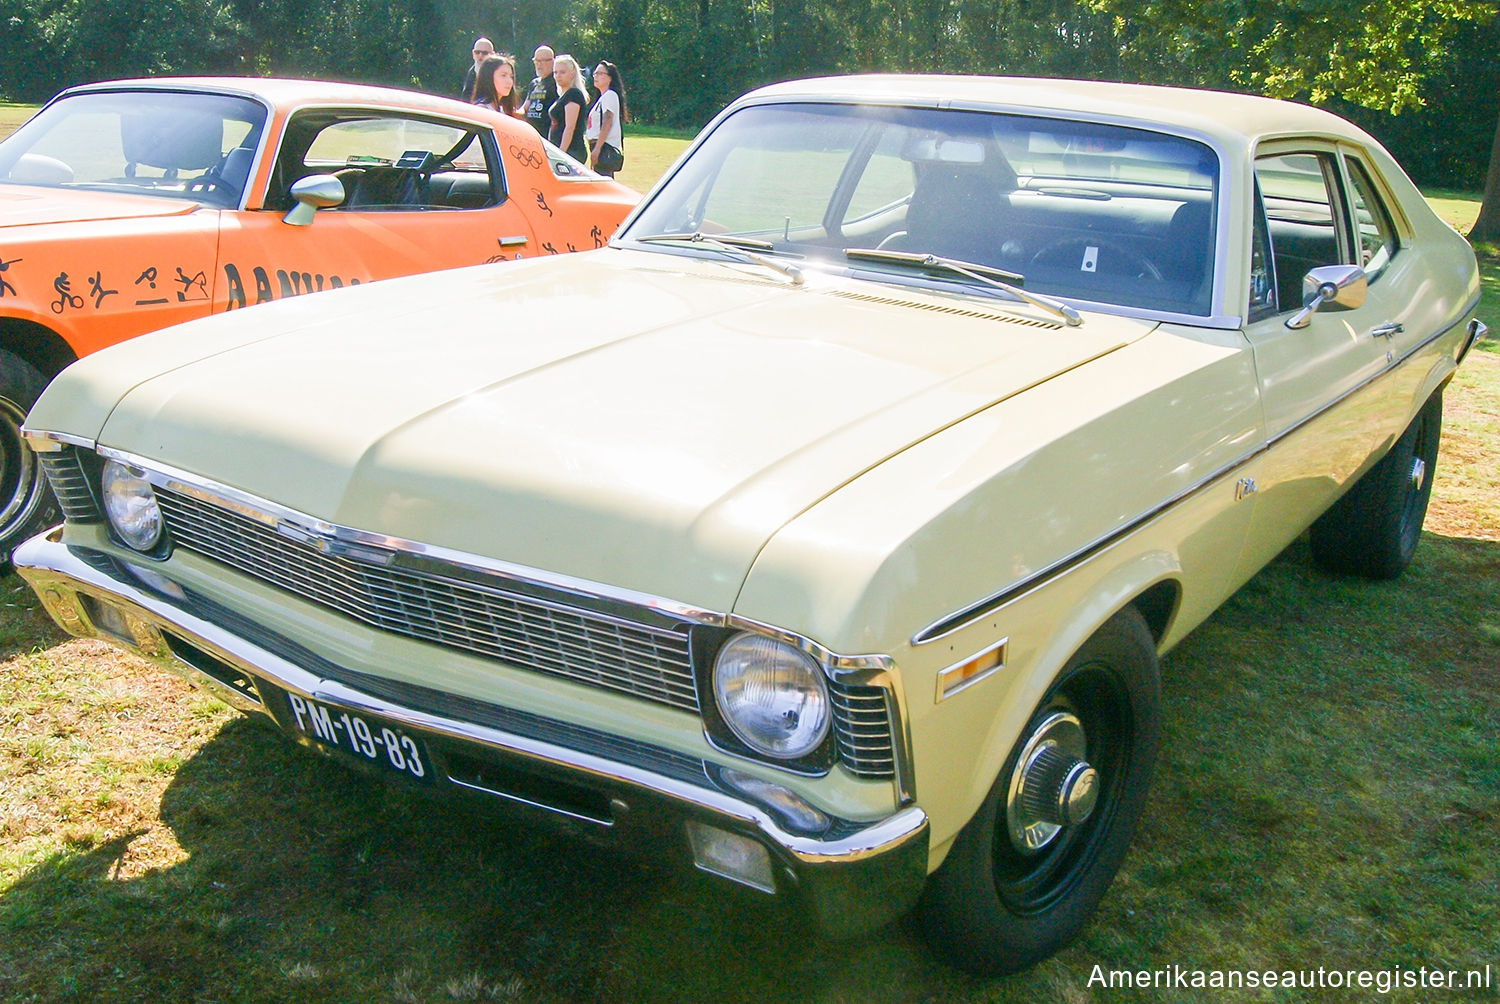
[1427,350,1500,540]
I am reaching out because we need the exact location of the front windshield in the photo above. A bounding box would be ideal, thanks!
[0,90,268,208]
[624,103,1219,316]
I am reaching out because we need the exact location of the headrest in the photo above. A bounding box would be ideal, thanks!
[122,111,224,171]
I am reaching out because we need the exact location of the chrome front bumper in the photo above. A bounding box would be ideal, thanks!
[14,528,930,937]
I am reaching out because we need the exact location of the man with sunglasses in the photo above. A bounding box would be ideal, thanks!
[461,37,495,102]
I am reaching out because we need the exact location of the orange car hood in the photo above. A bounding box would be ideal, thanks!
[0,184,203,228]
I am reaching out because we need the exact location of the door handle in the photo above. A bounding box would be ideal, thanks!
[1368,321,1404,339]
[497,235,529,247]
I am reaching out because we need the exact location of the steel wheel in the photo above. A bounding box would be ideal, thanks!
[920,607,1160,975]
[993,662,1134,916]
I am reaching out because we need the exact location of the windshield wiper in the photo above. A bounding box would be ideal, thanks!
[845,248,1081,327]
[633,232,804,286]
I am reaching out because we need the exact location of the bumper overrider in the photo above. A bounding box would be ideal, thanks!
[15,528,929,937]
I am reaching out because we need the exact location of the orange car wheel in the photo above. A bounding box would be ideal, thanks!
[0,349,59,561]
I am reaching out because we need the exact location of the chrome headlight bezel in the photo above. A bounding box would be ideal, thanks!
[711,631,832,761]
[100,459,165,553]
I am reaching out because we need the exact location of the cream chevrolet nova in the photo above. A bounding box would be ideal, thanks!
[13,77,1485,974]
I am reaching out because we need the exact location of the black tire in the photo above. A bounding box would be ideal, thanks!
[1309,391,1442,580]
[0,348,60,562]
[920,607,1161,976]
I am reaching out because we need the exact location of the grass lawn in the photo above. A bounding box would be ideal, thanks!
[612,133,689,195]
[0,104,34,137]
[0,112,1496,1002]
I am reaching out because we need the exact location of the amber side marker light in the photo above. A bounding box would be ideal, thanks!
[935,638,1008,702]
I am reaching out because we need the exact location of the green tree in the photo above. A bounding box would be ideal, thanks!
[1084,0,1500,238]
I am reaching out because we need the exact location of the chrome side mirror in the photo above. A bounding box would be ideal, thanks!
[1285,264,1367,329]
[283,175,346,226]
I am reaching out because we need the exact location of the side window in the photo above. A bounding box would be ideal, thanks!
[293,114,497,211]
[1344,157,1398,279]
[1253,152,1350,313]
[1248,183,1277,319]
[700,139,851,237]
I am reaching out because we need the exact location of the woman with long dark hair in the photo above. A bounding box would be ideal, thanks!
[473,54,523,117]
[586,61,627,178]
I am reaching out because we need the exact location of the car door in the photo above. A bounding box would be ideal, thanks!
[1233,145,1395,575]
[218,109,537,310]
[1335,148,1439,436]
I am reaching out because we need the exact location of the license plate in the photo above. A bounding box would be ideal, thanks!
[286,692,432,783]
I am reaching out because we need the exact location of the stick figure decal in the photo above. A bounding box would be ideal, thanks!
[88,271,118,308]
[532,189,553,217]
[134,267,169,306]
[0,257,18,299]
[174,267,209,302]
[50,272,83,314]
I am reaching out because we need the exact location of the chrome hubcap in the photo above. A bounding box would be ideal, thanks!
[1006,711,1098,854]
[1409,457,1426,493]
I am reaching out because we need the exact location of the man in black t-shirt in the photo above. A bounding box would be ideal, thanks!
[523,45,558,137]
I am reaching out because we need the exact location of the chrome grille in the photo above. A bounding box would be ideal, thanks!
[154,488,699,713]
[38,447,102,523]
[828,679,896,779]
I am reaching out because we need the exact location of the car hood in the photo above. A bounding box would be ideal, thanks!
[92,249,1156,610]
[0,184,203,227]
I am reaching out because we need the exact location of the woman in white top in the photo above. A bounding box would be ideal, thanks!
[586,61,626,178]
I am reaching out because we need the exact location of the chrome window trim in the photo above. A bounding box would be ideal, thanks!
[912,294,1482,645]
[615,96,1234,325]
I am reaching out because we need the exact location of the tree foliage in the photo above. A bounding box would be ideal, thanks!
[1,0,1497,202]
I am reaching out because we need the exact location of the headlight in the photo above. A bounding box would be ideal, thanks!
[713,632,830,759]
[101,460,163,551]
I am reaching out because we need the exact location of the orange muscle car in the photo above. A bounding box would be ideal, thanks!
[0,77,639,552]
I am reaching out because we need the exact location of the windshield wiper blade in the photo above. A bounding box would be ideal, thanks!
[845,248,1081,327]
[634,232,804,286]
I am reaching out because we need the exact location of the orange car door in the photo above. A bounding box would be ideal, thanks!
[217,112,536,311]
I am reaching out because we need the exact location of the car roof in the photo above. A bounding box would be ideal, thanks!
[737,75,1374,148]
[61,76,487,120]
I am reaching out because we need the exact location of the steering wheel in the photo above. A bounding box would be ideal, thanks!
[1029,236,1163,281]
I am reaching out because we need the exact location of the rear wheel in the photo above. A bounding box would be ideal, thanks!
[1309,391,1442,580]
[920,608,1161,975]
[0,348,59,561]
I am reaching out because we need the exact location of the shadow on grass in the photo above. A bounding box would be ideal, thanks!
[1,533,1495,1003]
[0,572,67,661]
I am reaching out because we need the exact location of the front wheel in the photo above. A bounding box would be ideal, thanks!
[1309,391,1442,580]
[920,607,1161,975]
[0,348,60,561]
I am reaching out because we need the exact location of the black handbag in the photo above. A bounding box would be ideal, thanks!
[595,141,624,174]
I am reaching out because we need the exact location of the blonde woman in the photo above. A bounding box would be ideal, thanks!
[547,54,589,163]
